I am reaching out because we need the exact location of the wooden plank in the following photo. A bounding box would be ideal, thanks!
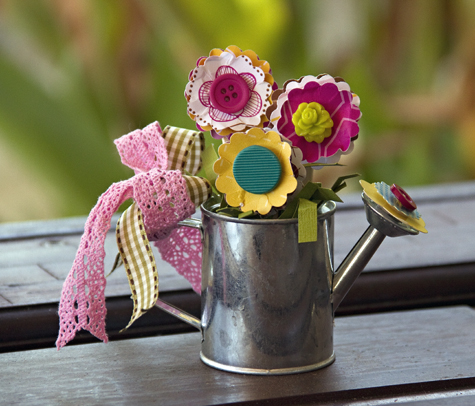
[2,262,473,353]
[0,268,190,306]
[339,262,475,315]
[0,264,57,286]
[1,307,475,405]
[380,394,475,406]
[0,215,103,242]
[0,293,12,306]
[1,180,473,241]
[1,181,475,309]
[0,292,201,353]
[334,197,475,272]
[0,234,190,307]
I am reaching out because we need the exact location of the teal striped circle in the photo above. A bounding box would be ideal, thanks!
[233,145,282,194]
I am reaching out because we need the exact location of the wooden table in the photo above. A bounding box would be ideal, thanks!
[1,181,475,405]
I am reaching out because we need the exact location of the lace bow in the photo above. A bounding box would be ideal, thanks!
[56,122,209,348]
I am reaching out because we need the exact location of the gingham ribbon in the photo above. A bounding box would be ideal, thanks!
[163,125,211,207]
[183,175,212,206]
[162,125,205,174]
[117,202,158,330]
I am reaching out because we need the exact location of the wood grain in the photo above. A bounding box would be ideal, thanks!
[1,183,475,308]
[1,307,475,406]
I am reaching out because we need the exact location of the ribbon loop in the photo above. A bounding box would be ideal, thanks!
[162,125,205,175]
[131,168,195,241]
[114,122,168,173]
[56,180,134,348]
[183,175,212,207]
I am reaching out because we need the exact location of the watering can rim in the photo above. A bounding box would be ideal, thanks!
[201,198,336,225]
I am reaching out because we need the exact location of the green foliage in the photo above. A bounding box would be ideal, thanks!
[0,0,474,221]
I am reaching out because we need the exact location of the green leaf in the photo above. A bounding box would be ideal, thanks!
[279,182,321,219]
[311,187,343,203]
[238,210,254,219]
[331,173,360,194]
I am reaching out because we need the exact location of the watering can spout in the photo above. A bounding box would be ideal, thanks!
[332,192,420,310]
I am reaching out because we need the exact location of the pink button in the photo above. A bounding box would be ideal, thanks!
[390,184,417,211]
[209,73,250,114]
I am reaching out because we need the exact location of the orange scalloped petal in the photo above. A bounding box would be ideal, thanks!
[242,193,271,215]
[209,48,224,57]
[225,45,242,57]
[225,188,246,208]
[264,73,275,87]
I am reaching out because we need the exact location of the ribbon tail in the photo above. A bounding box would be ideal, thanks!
[153,175,209,294]
[116,202,159,331]
[56,181,133,349]
[155,226,203,295]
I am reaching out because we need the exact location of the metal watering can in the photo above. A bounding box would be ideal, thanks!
[156,193,419,375]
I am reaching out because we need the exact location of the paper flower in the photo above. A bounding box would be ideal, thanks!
[360,180,427,233]
[214,128,297,215]
[375,182,421,218]
[185,45,274,137]
[285,139,307,196]
[267,75,361,163]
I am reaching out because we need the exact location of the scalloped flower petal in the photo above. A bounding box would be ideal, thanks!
[186,46,274,135]
[213,128,297,215]
[268,75,361,163]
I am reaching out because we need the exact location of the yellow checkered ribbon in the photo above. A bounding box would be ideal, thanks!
[162,125,205,174]
[163,124,211,205]
[183,175,212,206]
[116,202,158,331]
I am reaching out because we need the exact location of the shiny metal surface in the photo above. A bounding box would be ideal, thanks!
[198,199,336,374]
[332,226,385,310]
[161,191,422,375]
[177,217,203,232]
[362,193,419,237]
[155,299,201,332]
[331,192,421,310]
[200,351,335,375]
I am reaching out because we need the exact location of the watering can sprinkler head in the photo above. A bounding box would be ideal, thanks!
[331,187,423,310]
[363,193,419,237]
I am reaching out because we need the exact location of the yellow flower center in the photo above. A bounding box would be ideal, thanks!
[291,102,334,143]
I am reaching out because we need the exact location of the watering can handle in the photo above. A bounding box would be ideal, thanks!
[154,217,203,331]
[155,298,201,331]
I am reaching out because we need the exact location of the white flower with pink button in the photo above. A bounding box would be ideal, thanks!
[185,46,274,137]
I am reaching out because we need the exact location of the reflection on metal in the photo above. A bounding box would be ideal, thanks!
[158,193,420,375]
[155,299,201,332]
[332,193,420,310]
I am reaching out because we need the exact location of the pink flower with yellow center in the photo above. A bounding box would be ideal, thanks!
[267,75,361,163]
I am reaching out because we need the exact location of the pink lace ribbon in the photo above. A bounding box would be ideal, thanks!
[56,122,205,348]
[155,226,203,294]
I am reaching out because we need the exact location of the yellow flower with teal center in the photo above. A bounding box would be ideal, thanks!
[291,102,334,143]
[214,128,298,215]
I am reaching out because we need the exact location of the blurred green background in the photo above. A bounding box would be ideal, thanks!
[1,0,474,221]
